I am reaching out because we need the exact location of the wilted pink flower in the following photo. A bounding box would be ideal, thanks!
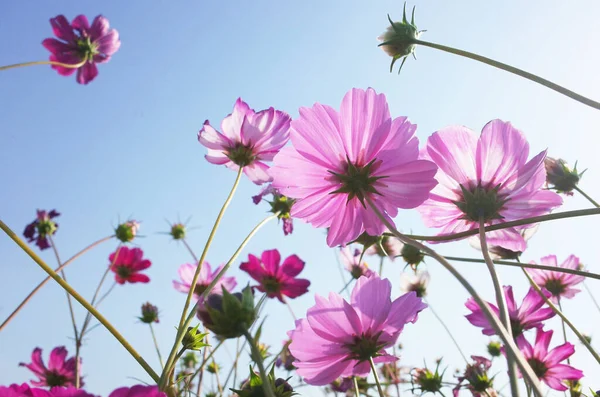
[288,275,427,385]
[109,247,151,284]
[340,247,373,279]
[240,249,310,302]
[269,88,438,247]
[365,234,404,260]
[400,271,430,298]
[527,255,584,302]
[198,99,291,184]
[19,347,80,388]
[465,286,554,337]
[516,329,583,391]
[108,385,166,397]
[252,184,295,235]
[453,356,495,397]
[42,15,120,84]
[173,262,236,300]
[0,384,97,397]
[417,120,562,252]
[23,210,60,250]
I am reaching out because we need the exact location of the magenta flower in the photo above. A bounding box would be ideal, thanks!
[109,247,151,285]
[516,329,583,391]
[417,120,562,252]
[252,184,295,235]
[340,247,374,279]
[19,347,80,388]
[0,384,35,397]
[108,386,166,397]
[42,15,120,84]
[173,262,236,300]
[269,88,438,247]
[240,249,310,302]
[23,210,60,250]
[198,98,291,184]
[288,275,427,385]
[0,384,97,397]
[465,286,554,337]
[527,255,584,302]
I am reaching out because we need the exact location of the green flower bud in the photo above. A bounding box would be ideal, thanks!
[138,302,159,324]
[197,286,257,339]
[231,367,295,397]
[544,157,584,194]
[115,220,140,243]
[487,341,502,357]
[378,4,423,73]
[411,361,445,396]
[170,223,186,240]
[182,324,209,351]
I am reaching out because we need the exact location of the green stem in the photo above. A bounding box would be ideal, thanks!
[412,39,600,111]
[557,300,571,365]
[283,298,297,321]
[353,376,361,397]
[0,220,160,383]
[425,300,468,363]
[213,358,224,396]
[149,323,164,368]
[435,255,600,280]
[195,339,224,397]
[160,212,277,389]
[583,281,600,314]
[242,328,275,397]
[573,185,600,208]
[365,199,544,396]
[222,337,246,391]
[478,220,519,397]
[0,59,87,72]
[522,268,600,365]
[400,208,600,242]
[0,235,113,332]
[182,238,199,263]
[369,357,386,397]
[378,255,385,277]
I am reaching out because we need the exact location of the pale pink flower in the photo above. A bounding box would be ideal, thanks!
[365,234,404,260]
[173,262,236,300]
[516,329,583,391]
[269,88,438,247]
[417,120,562,252]
[340,247,373,279]
[198,98,291,184]
[288,275,427,385]
[400,271,430,297]
[19,347,80,388]
[527,255,584,302]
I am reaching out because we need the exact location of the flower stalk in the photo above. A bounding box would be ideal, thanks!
[0,59,87,72]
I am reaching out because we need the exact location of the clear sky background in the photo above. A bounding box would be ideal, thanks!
[1,1,600,396]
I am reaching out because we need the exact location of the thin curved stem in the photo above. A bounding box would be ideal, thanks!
[242,328,275,397]
[0,235,113,332]
[195,340,224,397]
[0,220,159,383]
[182,238,199,263]
[401,208,600,242]
[95,281,117,307]
[478,220,519,397]
[378,256,385,277]
[412,39,600,111]
[0,59,87,72]
[213,358,223,396]
[522,268,600,365]
[365,199,544,396]
[284,299,297,321]
[425,300,468,363]
[149,323,164,368]
[583,281,600,314]
[222,338,246,392]
[573,185,600,208]
[369,357,386,397]
[557,300,571,365]
[48,236,79,340]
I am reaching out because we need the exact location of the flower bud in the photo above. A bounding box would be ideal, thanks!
[400,243,425,269]
[207,361,220,374]
[232,367,295,397]
[139,302,159,324]
[411,361,445,395]
[181,324,209,351]
[487,341,502,357]
[115,220,140,243]
[197,286,256,339]
[545,157,583,194]
[378,4,422,73]
[170,223,186,240]
[180,352,199,369]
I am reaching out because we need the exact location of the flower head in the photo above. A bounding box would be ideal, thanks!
[109,247,151,284]
[19,347,80,388]
[418,120,562,252]
[400,270,430,298]
[270,88,438,247]
[169,223,187,240]
[516,329,583,391]
[173,262,236,301]
[252,185,295,235]
[378,5,422,73]
[453,356,495,397]
[411,362,445,396]
[139,302,159,324]
[114,220,140,243]
[23,210,60,250]
[198,99,291,185]
[197,287,256,339]
[465,286,554,337]
[288,275,426,385]
[544,157,584,195]
[240,249,310,302]
[108,385,167,397]
[0,384,97,397]
[42,15,120,84]
[527,255,584,302]
[340,247,374,280]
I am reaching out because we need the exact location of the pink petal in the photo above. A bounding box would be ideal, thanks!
[426,126,478,185]
[306,293,360,344]
[385,291,427,335]
[71,15,90,31]
[220,98,252,140]
[48,346,67,371]
[282,279,310,299]
[242,107,291,155]
[240,254,267,281]
[280,254,305,277]
[544,343,575,366]
[243,161,272,185]
[533,329,553,358]
[326,199,364,247]
[89,15,109,40]
[76,62,98,85]
[350,276,392,332]
[260,249,281,275]
[49,15,76,42]
[128,274,150,283]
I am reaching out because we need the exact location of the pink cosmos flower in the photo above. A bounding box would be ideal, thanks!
[288,275,427,385]
[42,15,120,84]
[269,88,438,247]
[252,184,295,235]
[417,120,562,252]
[516,329,583,391]
[109,247,151,284]
[198,99,291,184]
[465,286,554,337]
[340,247,374,279]
[19,347,80,388]
[0,384,97,397]
[173,262,236,300]
[108,386,166,397]
[240,249,310,302]
[527,255,584,302]
[23,210,60,250]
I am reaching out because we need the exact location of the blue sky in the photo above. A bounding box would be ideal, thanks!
[1,1,600,395]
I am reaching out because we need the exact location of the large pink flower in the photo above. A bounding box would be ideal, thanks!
[42,15,120,84]
[173,262,237,300]
[109,247,151,285]
[516,329,583,391]
[240,249,310,302]
[527,255,584,302]
[108,386,166,397]
[19,347,80,388]
[269,88,438,247]
[0,384,97,397]
[198,99,291,184]
[465,286,554,337]
[417,120,562,251]
[288,275,426,385]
